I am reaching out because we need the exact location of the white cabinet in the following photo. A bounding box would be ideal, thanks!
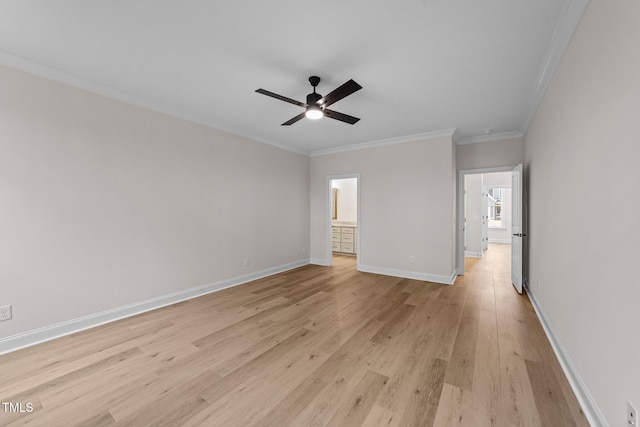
[332,226,357,254]
[341,243,354,253]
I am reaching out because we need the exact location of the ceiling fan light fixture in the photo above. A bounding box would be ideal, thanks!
[256,75,361,125]
[305,105,323,120]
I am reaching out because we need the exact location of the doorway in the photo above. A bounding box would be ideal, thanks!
[327,174,360,269]
[459,167,520,288]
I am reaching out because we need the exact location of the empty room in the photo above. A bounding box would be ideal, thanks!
[0,0,638,426]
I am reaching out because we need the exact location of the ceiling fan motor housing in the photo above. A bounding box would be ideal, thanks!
[307,92,322,106]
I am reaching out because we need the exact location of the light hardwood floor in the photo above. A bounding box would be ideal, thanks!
[0,244,588,426]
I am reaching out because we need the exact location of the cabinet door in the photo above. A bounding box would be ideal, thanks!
[341,243,354,253]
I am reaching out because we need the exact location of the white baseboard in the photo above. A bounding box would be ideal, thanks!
[465,251,482,258]
[0,259,310,355]
[488,238,511,244]
[358,264,455,285]
[524,284,607,427]
[449,270,459,285]
[310,258,331,266]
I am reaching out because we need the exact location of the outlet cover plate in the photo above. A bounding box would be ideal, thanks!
[0,305,12,321]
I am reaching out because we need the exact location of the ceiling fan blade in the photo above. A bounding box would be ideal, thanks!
[323,109,360,125]
[318,79,362,107]
[256,88,306,107]
[281,112,306,126]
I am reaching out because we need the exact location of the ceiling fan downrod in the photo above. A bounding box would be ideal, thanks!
[307,76,322,106]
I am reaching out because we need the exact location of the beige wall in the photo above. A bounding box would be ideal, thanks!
[310,136,457,283]
[525,0,640,424]
[455,139,523,272]
[456,136,524,171]
[0,65,310,338]
[331,178,357,222]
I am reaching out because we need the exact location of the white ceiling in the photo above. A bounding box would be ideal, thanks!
[0,0,588,155]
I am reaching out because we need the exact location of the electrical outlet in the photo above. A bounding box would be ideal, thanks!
[629,401,637,426]
[0,305,12,321]
[243,258,250,267]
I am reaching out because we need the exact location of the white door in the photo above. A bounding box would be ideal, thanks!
[463,175,483,258]
[463,190,467,254]
[481,191,488,251]
[511,164,524,293]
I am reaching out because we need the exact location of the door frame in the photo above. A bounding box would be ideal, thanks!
[326,173,361,269]
[511,163,524,293]
[457,166,515,275]
[481,190,488,251]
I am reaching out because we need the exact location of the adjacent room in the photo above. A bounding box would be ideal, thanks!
[1,0,638,426]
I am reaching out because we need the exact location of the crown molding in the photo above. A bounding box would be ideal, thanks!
[456,131,524,146]
[309,128,457,157]
[520,0,591,134]
[0,0,589,158]
[451,128,461,144]
[0,51,452,158]
[0,50,310,157]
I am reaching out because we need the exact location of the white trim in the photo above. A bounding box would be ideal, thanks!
[0,0,589,158]
[326,174,361,271]
[0,259,309,355]
[449,270,459,285]
[460,166,516,176]
[310,129,457,157]
[458,166,516,275]
[0,50,309,156]
[451,128,461,145]
[456,131,524,146]
[359,264,456,286]
[488,238,511,244]
[310,258,331,266]
[524,284,607,427]
[464,251,483,258]
[520,0,590,133]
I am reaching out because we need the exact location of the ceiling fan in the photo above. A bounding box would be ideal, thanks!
[256,76,362,126]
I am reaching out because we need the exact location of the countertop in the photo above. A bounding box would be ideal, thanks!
[332,221,357,227]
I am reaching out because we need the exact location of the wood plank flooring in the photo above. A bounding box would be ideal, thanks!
[0,244,588,426]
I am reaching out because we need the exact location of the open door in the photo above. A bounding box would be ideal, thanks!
[481,191,488,251]
[511,164,524,293]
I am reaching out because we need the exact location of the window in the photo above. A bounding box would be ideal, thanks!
[488,188,505,228]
